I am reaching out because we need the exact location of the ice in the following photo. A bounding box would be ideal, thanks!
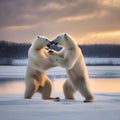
[0,93,120,120]
[12,59,28,65]
[1,65,120,78]
[0,63,120,120]
[5,58,120,66]
[85,57,120,65]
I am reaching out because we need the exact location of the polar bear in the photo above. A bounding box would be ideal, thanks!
[24,36,58,100]
[48,33,94,102]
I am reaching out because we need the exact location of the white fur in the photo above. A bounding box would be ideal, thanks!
[24,36,56,99]
[49,33,94,102]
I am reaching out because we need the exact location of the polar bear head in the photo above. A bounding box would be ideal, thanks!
[32,36,51,50]
[52,33,77,49]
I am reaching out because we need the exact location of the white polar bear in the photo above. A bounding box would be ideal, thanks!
[24,36,58,100]
[48,33,94,102]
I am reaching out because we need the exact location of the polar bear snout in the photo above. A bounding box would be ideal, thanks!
[47,41,53,48]
[47,41,58,48]
[52,41,58,45]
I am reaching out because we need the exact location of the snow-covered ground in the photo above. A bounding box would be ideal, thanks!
[0,64,120,120]
[12,59,28,65]
[0,65,120,78]
[0,93,120,120]
[0,63,120,120]
[85,57,120,65]
[11,57,120,65]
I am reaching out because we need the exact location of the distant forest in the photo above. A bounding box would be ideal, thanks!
[0,40,120,59]
[0,41,30,59]
[79,44,120,57]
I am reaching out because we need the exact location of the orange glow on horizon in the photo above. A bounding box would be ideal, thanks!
[72,31,120,44]
[57,14,94,22]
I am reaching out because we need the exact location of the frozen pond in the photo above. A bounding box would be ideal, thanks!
[0,66,120,120]
[0,78,120,95]
[0,65,120,95]
[0,65,120,78]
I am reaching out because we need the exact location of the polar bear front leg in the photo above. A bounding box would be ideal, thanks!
[48,49,75,69]
[48,49,64,58]
[63,79,76,99]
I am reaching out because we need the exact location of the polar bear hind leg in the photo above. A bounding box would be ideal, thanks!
[37,78,52,99]
[63,79,76,99]
[24,77,39,99]
[78,80,94,102]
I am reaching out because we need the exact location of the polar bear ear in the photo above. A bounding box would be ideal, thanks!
[64,33,68,40]
[37,36,40,39]
[64,33,67,37]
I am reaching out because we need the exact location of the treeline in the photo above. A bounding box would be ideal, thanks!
[0,40,120,59]
[79,44,120,57]
[0,40,30,59]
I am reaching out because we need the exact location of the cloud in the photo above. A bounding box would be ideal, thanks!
[0,0,100,27]
[0,0,120,43]
[55,0,120,32]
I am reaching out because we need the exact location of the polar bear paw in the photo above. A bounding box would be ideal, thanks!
[83,98,94,103]
[48,49,54,55]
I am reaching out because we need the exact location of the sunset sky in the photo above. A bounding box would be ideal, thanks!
[0,0,120,44]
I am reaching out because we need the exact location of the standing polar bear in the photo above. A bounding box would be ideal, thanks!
[24,36,58,100]
[48,33,94,102]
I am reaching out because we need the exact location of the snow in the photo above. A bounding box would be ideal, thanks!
[0,66,66,78]
[85,57,120,65]
[9,58,120,66]
[0,93,120,120]
[1,65,120,78]
[0,65,120,120]
[12,59,27,65]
